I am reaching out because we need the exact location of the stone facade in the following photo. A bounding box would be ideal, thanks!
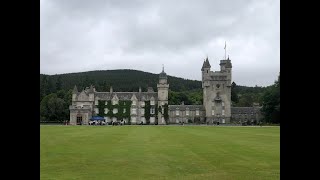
[70,56,262,125]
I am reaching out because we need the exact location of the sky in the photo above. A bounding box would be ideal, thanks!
[40,0,280,87]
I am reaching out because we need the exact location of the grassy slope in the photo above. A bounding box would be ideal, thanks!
[40,126,279,180]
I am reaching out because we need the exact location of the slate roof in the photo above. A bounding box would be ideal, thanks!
[169,105,205,111]
[231,107,261,114]
[94,92,158,101]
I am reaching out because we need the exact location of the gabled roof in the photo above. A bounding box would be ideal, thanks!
[95,92,158,101]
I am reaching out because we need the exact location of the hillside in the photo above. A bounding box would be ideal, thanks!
[40,69,202,93]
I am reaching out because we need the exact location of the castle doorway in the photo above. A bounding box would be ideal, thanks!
[76,115,83,125]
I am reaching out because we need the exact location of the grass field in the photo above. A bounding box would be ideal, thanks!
[40,126,280,180]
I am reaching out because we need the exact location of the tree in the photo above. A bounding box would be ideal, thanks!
[261,73,280,123]
[40,93,67,122]
[231,82,239,104]
[56,76,62,91]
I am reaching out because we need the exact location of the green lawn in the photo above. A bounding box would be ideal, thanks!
[40,126,279,180]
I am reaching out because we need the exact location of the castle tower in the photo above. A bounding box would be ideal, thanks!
[201,56,232,124]
[157,65,169,124]
[201,57,213,121]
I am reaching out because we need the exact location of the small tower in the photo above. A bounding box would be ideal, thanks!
[72,85,78,101]
[157,65,169,124]
[219,55,232,86]
[201,56,211,87]
[88,85,95,101]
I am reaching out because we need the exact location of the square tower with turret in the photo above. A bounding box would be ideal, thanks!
[157,66,169,124]
[201,56,232,124]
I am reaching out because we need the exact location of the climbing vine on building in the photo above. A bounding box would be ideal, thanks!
[144,101,151,124]
[96,100,131,121]
[163,103,169,124]
[97,100,106,117]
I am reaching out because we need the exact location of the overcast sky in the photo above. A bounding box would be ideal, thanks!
[40,0,279,87]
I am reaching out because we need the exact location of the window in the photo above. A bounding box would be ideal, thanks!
[95,100,98,105]
[186,110,189,116]
[150,100,155,105]
[113,108,118,114]
[76,116,82,125]
[222,119,225,123]
[105,101,108,105]
[95,108,99,114]
[112,100,118,105]
[150,117,155,123]
[104,108,108,114]
[161,102,164,106]
[123,108,126,113]
[132,100,136,106]
[150,108,155,114]
[141,109,145,115]
[176,110,179,116]
[131,117,136,123]
[222,110,225,116]
[196,110,199,116]
[140,101,145,107]
[212,110,215,115]
[131,108,137,115]
[222,102,225,107]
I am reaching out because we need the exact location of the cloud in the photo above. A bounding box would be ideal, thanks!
[41,0,279,86]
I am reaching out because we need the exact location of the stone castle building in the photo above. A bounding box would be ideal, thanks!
[69,56,262,125]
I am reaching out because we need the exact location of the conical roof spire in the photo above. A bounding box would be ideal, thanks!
[88,85,94,93]
[73,85,78,93]
[201,56,211,71]
[160,64,167,79]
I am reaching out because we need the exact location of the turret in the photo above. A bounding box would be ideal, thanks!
[220,55,232,86]
[72,85,78,101]
[201,56,211,75]
[201,56,211,88]
[88,85,94,101]
[159,65,168,84]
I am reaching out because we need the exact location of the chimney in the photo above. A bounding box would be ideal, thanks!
[110,86,113,93]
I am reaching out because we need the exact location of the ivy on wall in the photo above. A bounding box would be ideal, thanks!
[97,100,106,117]
[155,103,169,124]
[96,100,132,122]
[143,101,158,125]
[96,99,166,124]
[144,101,151,124]
[163,103,169,124]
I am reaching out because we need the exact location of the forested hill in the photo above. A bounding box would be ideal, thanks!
[40,69,202,94]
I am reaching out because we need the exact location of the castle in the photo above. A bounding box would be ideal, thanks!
[69,56,262,125]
